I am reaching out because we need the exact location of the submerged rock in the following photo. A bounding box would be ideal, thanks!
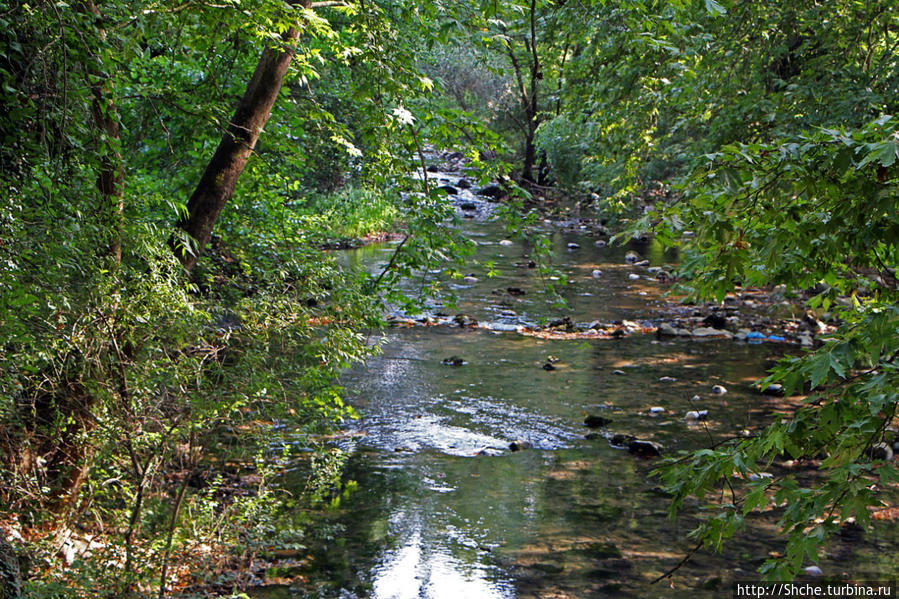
[438,184,458,195]
[610,433,636,447]
[659,376,677,383]
[584,415,612,428]
[498,239,514,246]
[441,356,465,366]
[627,439,663,457]
[509,440,532,452]
[459,201,477,211]
[542,362,557,371]
[711,384,727,395]
[624,251,641,263]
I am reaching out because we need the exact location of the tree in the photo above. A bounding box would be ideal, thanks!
[174,2,310,270]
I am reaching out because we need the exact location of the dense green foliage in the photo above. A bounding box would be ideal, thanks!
[2,0,897,593]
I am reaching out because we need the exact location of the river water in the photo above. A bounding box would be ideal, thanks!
[254,185,899,598]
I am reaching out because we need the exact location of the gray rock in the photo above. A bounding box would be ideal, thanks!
[624,251,641,263]
[657,323,678,336]
[711,384,727,395]
[628,439,663,457]
[684,410,708,422]
[692,327,733,339]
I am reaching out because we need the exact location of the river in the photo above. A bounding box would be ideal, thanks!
[252,177,899,598]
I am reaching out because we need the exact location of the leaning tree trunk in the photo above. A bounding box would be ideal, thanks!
[175,5,309,270]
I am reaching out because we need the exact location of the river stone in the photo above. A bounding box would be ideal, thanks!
[628,273,641,280]
[453,314,477,327]
[711,384,727,395]
[648,407,666,414]
[868,443,894,461]
[498,239,514,246]
[459,201,477,211]
[542,363,557,371]
[567,242,580,249]
[677,328,694,336]
[657,323,678,336]
[595,239,608,247]
[479,183,505,200]
[761,383,784,396]
[438,184,458,195]
[684,410,708,422]
[624,251,641,263]
[628,439,663,457]
[441,356,465,366]
[509,440,532,452]
[659,376,677,383]
[591,269,603,278]
[803,566,824,577]
[585,415,612,428]
[612,369,626,375]
[702,313,729,329]
[692,327,733,338]
[456,178,472,189]
[610,433,636,447]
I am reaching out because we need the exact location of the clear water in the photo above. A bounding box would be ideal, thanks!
[253,198,899,599]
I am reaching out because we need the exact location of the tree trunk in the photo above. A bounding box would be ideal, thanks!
[82,0,124,262]
[175,8,309,270]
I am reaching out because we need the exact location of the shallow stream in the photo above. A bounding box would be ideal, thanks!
[254,184,899,598]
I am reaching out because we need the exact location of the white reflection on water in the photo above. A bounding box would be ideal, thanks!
[370,527,513,599]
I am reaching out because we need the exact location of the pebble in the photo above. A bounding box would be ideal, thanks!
[594,240,607,247]
[649,407,666,414]
[567,242,580,249]
[711,385,727,395]
[499,239,514,246]
[690,395,701,402]
[592,269,603,278]
[612,369,626,375]
[628,273,641,280]
[659,376,677,383]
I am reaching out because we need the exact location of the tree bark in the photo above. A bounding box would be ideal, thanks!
[175,6,309,270]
